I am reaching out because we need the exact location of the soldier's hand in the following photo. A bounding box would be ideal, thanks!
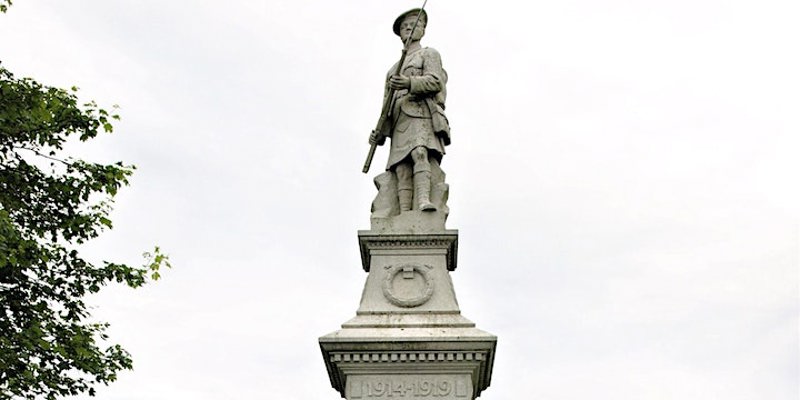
[369,130,379,145]
[389,74,411,90]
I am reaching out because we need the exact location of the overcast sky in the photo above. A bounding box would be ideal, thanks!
[2,1,798,399]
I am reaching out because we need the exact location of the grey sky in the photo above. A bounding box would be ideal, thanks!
[1,0,798,399]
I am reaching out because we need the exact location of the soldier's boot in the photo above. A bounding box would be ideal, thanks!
[395,164,414,213]
[398,189,413,212]
[414,171,436,212]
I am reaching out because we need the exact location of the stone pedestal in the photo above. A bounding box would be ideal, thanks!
[320,226,496,399]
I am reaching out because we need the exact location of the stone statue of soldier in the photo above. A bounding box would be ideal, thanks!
[369,8,450,213]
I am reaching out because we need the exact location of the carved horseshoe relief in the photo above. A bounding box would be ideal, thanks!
[382,264,434,307]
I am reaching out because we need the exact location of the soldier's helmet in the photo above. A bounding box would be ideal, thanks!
[393,8,428,36]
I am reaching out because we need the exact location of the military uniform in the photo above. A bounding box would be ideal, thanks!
[377,47,450,170]
[372,8,450,212]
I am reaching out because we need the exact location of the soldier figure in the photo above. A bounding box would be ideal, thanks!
[369,8,450,212]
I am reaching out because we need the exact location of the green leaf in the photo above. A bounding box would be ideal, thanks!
[0,61,170,399]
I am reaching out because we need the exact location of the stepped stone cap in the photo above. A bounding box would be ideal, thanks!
[358,230,458,272]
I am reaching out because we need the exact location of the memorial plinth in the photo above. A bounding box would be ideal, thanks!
[320,213,496,399]
[321,7,496,399]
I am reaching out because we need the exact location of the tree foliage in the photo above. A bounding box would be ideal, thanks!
[0,60,169,398]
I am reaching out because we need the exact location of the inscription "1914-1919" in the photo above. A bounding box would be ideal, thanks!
[351,378,468,399]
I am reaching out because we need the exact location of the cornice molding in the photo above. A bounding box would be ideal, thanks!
[358,231,459,272]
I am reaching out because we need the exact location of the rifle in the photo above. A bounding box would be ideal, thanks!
[362,1,428,174]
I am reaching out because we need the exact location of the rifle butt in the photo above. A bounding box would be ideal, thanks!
[362,141,378,173]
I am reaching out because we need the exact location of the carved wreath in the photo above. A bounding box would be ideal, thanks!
[382,264,434,307]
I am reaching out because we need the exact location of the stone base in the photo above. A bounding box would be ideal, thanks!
[320,329,495,399]
[320,230,496,399]
[370,210,448,234]
[347,373,473,400]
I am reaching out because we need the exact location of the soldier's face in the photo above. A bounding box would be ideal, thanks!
[399,15,426,42]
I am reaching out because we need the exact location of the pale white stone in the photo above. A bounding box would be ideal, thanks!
[320,230,496,399]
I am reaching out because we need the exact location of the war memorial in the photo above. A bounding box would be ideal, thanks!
[319,8,497,399]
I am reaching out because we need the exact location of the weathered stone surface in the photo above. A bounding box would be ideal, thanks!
[357,231,458,272]
[370,172,400,219]
[322,9,495,400]
[320,230,496,399]
[366,8,450,223]
[371,159,449,229]
[320,328,496,399]
[347,374,473,399]
[355,237,457,314]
